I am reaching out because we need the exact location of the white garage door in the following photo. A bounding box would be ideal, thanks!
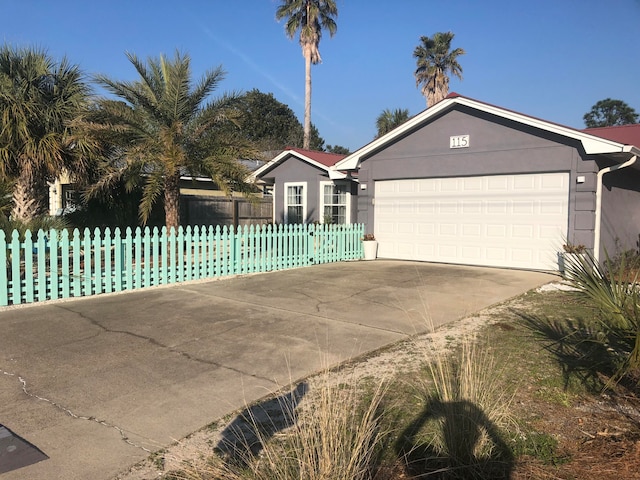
[374,173,569,270]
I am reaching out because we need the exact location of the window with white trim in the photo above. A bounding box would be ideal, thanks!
[321,182,350,224]
[284,182,306,224]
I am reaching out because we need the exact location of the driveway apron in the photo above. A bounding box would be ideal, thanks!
[0,260,554,479]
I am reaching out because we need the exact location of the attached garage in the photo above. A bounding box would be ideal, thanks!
[334,94,640,271]
[375,173,569,270]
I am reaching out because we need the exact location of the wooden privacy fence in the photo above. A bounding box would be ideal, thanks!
[0,223,365,306]
[181,196,273,228]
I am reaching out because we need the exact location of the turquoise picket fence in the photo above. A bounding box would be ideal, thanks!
[0,223,365,306]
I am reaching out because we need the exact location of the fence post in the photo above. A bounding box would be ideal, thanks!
[151,227,160,286]
[104,227,113,293]
[114,228,123,291]
[60,229,70,298]
[36,230,48,302]
[83,228,92,296]
[143,226,151,287]
[93,227,102,295]
[71,229,81,297]
[0,231,7,306]
[233,199,239,229]
[9,231,21,304]
[169,227,177,284]
[160,226,168,284]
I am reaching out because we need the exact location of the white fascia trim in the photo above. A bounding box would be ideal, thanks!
[333,96,629,171]
[249,149,332,181]
[452,97,626,155]
[328,169,347,180]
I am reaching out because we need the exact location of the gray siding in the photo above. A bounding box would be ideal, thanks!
[600,166,640,258]
[358,107,601,249]
[261,155,356,224]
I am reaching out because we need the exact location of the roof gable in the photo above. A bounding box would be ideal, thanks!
[250,147,347,181]
[334,94,639,171]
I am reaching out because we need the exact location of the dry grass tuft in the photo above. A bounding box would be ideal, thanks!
[169,368,388,480]
[396,336,516,479]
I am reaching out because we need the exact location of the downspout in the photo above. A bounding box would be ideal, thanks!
[593,151,637,263]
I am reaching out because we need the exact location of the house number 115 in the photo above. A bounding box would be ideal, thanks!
[450,134,470,149]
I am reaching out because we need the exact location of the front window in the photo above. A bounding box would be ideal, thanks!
[285,182,306,223]
[322,182,349,224]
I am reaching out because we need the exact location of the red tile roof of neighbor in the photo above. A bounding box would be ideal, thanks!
[582,124,640,147]
[284,147,347,167]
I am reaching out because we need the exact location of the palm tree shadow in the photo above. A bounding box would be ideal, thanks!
[215,382,308,466]
[515,309,625,392]
[395,398,514,479]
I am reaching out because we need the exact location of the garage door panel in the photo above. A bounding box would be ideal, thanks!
[486,248,507,261]
[461,246,482,259]
[438,245,457,257]
[418,223,435,235]
[374,173,569,270]
[512,225,534,238]
[397,223,415,234]
[463,202,482,214]
[486,225,507,237]
[514,176,536,189]
[462,224,481,236]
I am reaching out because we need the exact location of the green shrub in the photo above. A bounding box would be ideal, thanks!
[563,250,640,387]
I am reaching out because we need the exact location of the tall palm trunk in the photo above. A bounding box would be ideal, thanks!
[164,172,181,232]
[11,172,42,223]
[303,51,312,150]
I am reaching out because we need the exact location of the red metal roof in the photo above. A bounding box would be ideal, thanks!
[284,147,347,167]
[582,124,640,148]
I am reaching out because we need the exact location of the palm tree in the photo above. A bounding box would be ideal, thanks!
[413,32,465,108]
[86,51,257,230]
[0,45,94,223]
[375,108,410,138]
[276,0,338,150]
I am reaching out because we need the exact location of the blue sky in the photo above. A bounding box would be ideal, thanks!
[2,0,639,151]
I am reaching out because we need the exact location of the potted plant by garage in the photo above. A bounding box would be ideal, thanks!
[362,233,378,260]
[559,243,588,276]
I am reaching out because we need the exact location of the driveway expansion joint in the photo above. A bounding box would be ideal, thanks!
[2,369,153,453]
[181,286,413,336]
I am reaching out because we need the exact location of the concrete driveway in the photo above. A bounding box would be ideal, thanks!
[0,260,554,479]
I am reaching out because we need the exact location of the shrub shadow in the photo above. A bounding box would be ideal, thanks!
[395,398,514,479]
[215,382,308,465]
[515,309,626,393]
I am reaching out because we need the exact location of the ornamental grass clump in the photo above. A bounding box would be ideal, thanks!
[170,369,388,480]
[397,337,515,479]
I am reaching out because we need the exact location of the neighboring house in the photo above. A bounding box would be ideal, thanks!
[333,93,640,271]
[48,159,269,215]
[250,147,357,224]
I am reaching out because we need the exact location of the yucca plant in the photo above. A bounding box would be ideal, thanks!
[562,249,640,386]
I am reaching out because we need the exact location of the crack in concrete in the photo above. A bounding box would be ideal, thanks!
[180,286,412,336]
[1,369,154,453]
[54,305,275,383]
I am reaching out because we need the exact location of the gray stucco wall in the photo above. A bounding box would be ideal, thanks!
[600,165,640,258]
[357,106,599,249]
[261,155,357,224]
